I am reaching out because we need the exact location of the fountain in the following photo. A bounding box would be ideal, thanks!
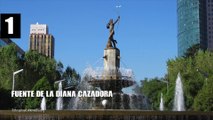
[56,81,63,110]
[173,73,185,111]
[69,16,147,109]
[159,93,164,111]
[102,99,108,109]
[1,16,212,120]
[40,96,46,111]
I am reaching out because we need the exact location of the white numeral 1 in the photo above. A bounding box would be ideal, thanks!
[5,17,14,34]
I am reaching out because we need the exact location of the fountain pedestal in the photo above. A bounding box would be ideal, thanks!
[88,42,135,109]
[89,46,135,93]
[103,48,121,80]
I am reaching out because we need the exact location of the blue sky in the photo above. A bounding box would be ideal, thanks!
[0,0,177,82]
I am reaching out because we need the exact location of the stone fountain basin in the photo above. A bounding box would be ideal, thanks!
[0,110,212,120]
[88,79,135,92]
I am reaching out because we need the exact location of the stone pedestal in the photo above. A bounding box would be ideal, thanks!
[103,48,121,80]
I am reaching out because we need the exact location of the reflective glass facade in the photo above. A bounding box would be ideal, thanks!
[0,39,8,47]
[0,38,25,58]
[177,0,207,57]
[207,0,213,51]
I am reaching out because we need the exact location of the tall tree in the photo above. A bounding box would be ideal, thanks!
[55,61,64,80]
[63,66,81,88]
[18,50,57,90]
[25,76,54,109]
[166,50,213,111]
[184,43,200,58]
[140,77,167,110]
[0,44,20,90]
[193,75,213,111]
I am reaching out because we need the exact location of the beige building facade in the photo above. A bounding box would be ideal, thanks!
[29,23,54,58]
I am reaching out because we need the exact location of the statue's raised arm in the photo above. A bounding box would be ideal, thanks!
[114,16,120,25]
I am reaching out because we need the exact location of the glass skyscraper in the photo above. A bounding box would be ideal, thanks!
[0,38,25,58]
[177,0,213,57]
[0,39,8,47]
[206,0,213,51]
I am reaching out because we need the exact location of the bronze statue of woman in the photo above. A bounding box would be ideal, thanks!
[106,16,120,48]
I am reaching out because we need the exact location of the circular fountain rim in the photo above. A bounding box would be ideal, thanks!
[88,79,136,88]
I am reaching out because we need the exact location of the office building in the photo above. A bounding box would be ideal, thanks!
[0,37,25,58]
[207,0,213,51]
[29,23,54,58]
[177,0,213,57]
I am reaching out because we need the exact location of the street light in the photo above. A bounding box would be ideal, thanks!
[54,79,65,84]
[12,69,23,91]
[54,79,65,89]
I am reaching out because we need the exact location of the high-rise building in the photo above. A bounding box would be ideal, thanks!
[207,0,213,51]
[29,23,54,58]
[177,0,213,57]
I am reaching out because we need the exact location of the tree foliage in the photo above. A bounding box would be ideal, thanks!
[0,44,20,90]
[63,66,81,88]
[166,50,213,111]
[140,77,167,110]
[18,51,57,90]
[184,43,200,58]
[193,76,213,111]
[167,50,213,110]
[140,45,213,111]
[0,44,81,109]
[25,76,54,109]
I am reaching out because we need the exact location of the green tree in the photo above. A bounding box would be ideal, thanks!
[11,51,58,109]
[184,43,200,58]
[17,50,57,90]
[25,76,54,109]
[141,77,167,110]
[166,50,213,111]
[0,44,20,90]
[55,61,64,80]
[0,45,81,109]
[63,66,81,88]
[193,75,213,111]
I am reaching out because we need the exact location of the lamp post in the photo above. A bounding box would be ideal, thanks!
[12,69,23,91]
[54,79,65,84]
